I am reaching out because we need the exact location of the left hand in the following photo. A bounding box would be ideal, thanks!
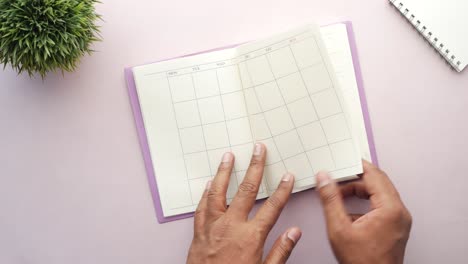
[186,143,302,264]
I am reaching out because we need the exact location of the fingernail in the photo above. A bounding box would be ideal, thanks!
[316,171,331,189]
[222,152,233,163]
[205,180,212,191]
[253,143,263,156]
[281,173,293,182]
[286,228,302,243]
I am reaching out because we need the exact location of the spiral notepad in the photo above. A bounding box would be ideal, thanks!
[390,0,468,72]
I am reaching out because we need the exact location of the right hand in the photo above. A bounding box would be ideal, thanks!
[316,160,412,264]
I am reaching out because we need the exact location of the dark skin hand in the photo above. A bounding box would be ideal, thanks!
[187,143,301,264]
[187,143,412,264]
[316,160,412,264]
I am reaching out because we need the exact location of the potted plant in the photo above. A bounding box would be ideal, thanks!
[0,0,101,78]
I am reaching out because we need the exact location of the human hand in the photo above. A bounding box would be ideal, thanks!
[316,160,412,264]
[186,143,302,264]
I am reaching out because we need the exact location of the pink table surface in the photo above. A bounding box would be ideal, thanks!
[1,0,468,263]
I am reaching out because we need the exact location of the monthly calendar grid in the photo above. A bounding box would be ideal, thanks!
[165,32,358,208]
[264,51,316,174]
[238,65,278,194]
[190,72,213,179]
[242,61,289,193]
[243,44,351,191]
[308,37,358,173]
[174,85,336,146]
[234,63,270,196]
[170,64,319,105]
[181,111,345,156]
[287,45,337,169]
[166,78,195,206]
[246,37,356,190]
[183,136,352,181]
[311,37,353,138]
[214,69,241,198]
[144,30,313,78]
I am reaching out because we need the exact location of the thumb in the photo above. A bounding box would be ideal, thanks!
[264,227,301,264]
[316,172,351,232]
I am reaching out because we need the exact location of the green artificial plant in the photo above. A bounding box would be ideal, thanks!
[0,0,101,78]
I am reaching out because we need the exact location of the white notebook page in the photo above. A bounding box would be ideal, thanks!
[321,24,372,164]
[391,0,468,71]
[133,24,364,217]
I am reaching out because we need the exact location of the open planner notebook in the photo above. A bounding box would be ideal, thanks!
[125,22,377,223]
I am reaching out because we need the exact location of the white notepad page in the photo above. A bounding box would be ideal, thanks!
[390,0,468,72]
[133,24,366,217]
[321,24,372,164]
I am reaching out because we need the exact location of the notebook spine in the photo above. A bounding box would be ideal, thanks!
[389,0,462,72]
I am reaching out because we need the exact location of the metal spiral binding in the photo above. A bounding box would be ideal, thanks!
[389,0,462,70]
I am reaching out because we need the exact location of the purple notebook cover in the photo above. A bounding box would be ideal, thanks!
[124,21,378,224]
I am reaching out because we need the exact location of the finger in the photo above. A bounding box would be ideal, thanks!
[194,180,211,234]
[316,171,351,233]
[361,160,400,206]
[264,227,302,264]
[340,181,370,199]
[348,213,364,222]
[253,173,294,234]
[207,152,234,218]
[229,143,266,219]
